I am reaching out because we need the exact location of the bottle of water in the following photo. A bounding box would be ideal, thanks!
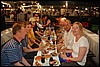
[50,35,53,41]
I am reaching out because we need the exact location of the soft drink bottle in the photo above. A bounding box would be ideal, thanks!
[41,55,45,63]
[49,57,54,66]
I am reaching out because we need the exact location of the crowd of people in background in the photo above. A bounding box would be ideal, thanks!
[1,8,99,34]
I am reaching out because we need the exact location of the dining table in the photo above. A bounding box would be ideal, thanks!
[32,27,61,66]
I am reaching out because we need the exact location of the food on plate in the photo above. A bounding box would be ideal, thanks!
[47,47,51,50]
[44,54,51,59]
[44,43,50,48]
[54,60,59,65]
[42,37,47,40]
[51,52,57,56]
[35,56,42,61]
[43,45,47,48]
[42,50,49,54]
[46,42,50,45]
[50,45,55,50]
[35,61,41,66]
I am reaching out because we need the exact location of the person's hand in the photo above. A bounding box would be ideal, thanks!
[60,48,66,53]
[38,44,42,51]
[38,39,41,43]
[61,43,64,47]
[42,25,46,27]
[26,63,31,66]
[60,52,68,60]
[38,47,41,51]
[39,43,44,51]
[58,43,64,47]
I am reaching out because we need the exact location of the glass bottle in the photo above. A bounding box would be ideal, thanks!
[49,57,54,66]
[41,55,45,63]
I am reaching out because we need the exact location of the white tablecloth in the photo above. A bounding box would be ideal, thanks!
[83,28,99,65]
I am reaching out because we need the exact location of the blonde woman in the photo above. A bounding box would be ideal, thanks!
[60,22,89,66]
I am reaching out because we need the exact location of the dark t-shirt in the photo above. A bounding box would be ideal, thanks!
[21,35,28,56]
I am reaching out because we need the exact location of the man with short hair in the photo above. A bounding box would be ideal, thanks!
[1,23,31,66]
[57,18,74,52]
[62,18,74,49]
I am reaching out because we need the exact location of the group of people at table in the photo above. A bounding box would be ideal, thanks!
[1,14,89,66]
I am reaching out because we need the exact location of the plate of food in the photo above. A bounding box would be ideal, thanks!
[35,61,42,66]
[47,47,51,50]
[54,59,59,65]
[51,52,57,56]
[35,56,42,61]
[50,45,55,50]
[44,54,51,59]
[42,50,49,54]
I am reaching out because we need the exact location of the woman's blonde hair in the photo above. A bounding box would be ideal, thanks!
[73,21,83,31]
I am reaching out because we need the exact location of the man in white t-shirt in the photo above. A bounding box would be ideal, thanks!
[63,19,74,49]
[57,18,74,51]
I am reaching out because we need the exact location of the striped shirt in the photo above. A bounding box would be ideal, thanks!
[1,38,23,66]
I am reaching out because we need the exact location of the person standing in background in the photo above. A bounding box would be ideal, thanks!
[13,10,17,21]
[27,11,33,21]
[17,10,25,22]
